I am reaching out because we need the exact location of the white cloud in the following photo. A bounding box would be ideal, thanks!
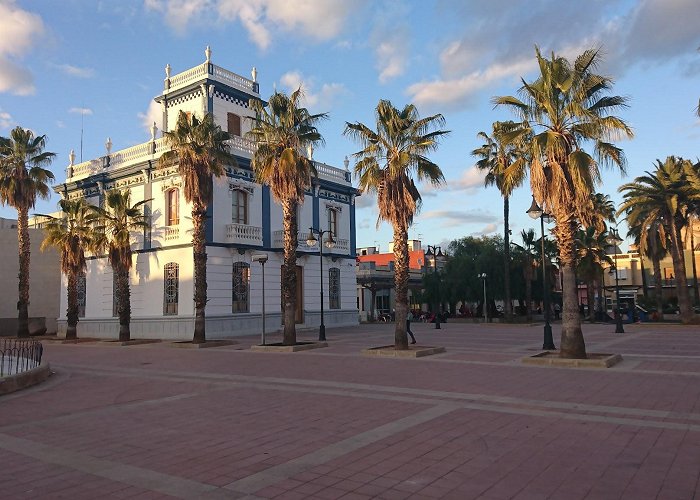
[354,192,376,210]
[54,64,95,78]
[69,107,93,115]
[421,209,497,226]
[279,71,346,110]
[0,109,12,129]
[0,1,44,95]
[422,166,486,196]
[137,100,163,136]
[472,223,500,236]
[56,120,65,129]
[146,0,355,49]
[375,30,409,84]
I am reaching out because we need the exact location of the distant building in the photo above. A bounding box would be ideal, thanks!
[0,217,60,335]
[54,48,359,339]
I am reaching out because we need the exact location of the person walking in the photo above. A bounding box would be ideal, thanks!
[407,310,416,344]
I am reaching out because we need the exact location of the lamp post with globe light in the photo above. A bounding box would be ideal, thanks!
[477,273,487,322]
[526,196,556,350]
[607,225,625,334]
[426,245,443,329]
[306,227,335,341]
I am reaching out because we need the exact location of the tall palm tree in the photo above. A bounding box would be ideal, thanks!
[159,112,235,343]
[589,193,615,235]
[345,100,448,350]
[247,89,327,346]
[619,157,694,323]
[39,199,97,340]
[93,190,149,342]
[0,127,56,338]
[576,226,613,322]
[494,47,633,358]
[472,122,527,321]
[512,228,537,322]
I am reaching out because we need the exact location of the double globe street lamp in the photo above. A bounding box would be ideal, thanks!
[607,226,625,334]
[425,245,443,329]
[477,273,487,322]
[307,227,335,341]
[526,196,556,350]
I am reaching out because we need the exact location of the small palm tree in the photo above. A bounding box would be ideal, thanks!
[0,127,56,338]
[472,122,528,321]
[345,100,448,350]
[589,193,615,235]
[39,199,97,340]
[513,228,537,322]
[576,227,613,322]
[93,190,149,342]
[627,220,667,321]
[619,157,694,323]
[159,112,236,343]
[494,47,633,358]
[247,89,327,346]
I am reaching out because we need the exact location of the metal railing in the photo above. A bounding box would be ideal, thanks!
[0,339,43,377]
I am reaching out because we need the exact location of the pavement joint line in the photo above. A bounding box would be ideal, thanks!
[0,432,245,499]
[223,404,459,494]
[49,363,700,430]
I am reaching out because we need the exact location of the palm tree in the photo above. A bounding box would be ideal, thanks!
[247,89,327,346]
[472,122,527,321]
[512,228,537,322]
[159,112,235,343]
[494,47,633,358]
[619,157,694,323]
[627,219,667,321]
[0,127,56,338]
[39,199,97,340]
[589,193,615,235]
[576,227,613,322]
[345,100,448,350]
[92,190,149,342]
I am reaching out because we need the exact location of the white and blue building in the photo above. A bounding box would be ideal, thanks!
[56,48,359,339]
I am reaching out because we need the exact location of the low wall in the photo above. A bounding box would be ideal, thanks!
[0,361,51,395]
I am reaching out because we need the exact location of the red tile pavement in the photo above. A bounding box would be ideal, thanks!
[1,321,699,499]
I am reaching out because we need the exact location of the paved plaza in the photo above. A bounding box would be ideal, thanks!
[2,321,700,499]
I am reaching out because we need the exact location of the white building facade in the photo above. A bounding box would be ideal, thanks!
[56,49,359,339]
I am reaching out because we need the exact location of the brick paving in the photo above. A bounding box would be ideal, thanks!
[2,321,700,499]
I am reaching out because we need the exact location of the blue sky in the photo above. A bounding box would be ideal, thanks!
[1,0,699,251]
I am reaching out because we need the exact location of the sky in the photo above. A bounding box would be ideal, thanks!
[0,0,699,252]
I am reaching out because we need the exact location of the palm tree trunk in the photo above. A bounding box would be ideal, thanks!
[17,207,30,338]
[669,221,693,323]
[652,253,664,321]
[690,225,699,304]
[597,270,605,321]
[503,196,512,321]
[192,204,208,343]
[117,267,131,342]
[586,279,595,323]
[639,253,648,300]
[555,213,587,359]
[281,200,298,345]
[66,272,79,340]
[393,222,409,350]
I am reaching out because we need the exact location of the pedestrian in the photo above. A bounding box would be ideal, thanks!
[554,303,561,320]
[407,310,416,344]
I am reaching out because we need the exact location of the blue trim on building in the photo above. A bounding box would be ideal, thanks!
[262,185,271,247]
[312,187,319,231]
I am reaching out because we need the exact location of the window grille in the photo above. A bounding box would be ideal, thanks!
[329,267,340,309]
[233,262,250,313]
[164,263,179,315]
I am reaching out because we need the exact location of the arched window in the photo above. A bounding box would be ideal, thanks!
[166,188,179,226]
[232,189,248,225]
[77,273,86,318]
[163,263,179,315]
[232,262,250,313]
[328,267,340,309]
[327,208,338,237]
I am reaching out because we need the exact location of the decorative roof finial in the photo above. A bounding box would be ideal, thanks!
[205,45,211,63]
[150,122,158,141]
[69,149,75,166]
[344,156,349,171]
[165,63,171,79]
[251,66,257,82]
[105,137,112,155]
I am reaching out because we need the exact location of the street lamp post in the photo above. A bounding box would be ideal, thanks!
[478,273,487,322]
[526,196,556,350]
[252,254,268,345]
[306,227,335,341]
[426,245,442,329]
[608,226,625,334]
